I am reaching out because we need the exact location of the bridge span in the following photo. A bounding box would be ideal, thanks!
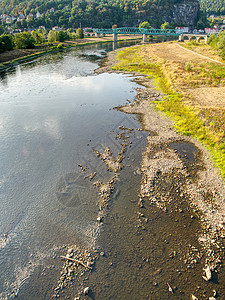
[93,27,208,43]
[179,33,208,43]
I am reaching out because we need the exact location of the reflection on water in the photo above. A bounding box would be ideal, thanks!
[0,41,141,298]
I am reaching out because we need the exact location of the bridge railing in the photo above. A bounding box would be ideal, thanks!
[94,27,181,36]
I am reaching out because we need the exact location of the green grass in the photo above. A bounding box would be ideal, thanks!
[113,46,225,179]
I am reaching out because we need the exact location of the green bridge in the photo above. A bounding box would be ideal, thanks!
[94,27,181,35]
[94,27,182,42]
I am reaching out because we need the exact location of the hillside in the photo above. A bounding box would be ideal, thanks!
[200,0,225,16]
[0,0,200,29]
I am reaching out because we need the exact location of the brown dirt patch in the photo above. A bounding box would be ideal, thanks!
[187,87,225,108]
[139,42,225,108]
[139,42,212,65]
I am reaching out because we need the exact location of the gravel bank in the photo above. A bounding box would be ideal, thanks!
[95,47,225,296]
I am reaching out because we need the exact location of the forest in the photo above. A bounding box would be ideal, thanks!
[0,0,201,29]
[200,0,225,16]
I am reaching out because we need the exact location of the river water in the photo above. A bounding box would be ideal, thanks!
[0,41,149,299]
[1,40,225,300]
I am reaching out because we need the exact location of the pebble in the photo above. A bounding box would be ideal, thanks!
[97,216,103,222]
[202,266,212,281]
[100,252,105,256]
[68,248,73,254]
[167,283,173,294]
[83,287,90,295]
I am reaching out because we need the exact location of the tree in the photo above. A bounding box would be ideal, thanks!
[57,30,68,42]
[0,34,14,52]
[139,21,151,29]
[207,33,218,49]
[31,30,45,44]
[47,30,57,42]
[218,32,225,60]
[161,22,171,29]
[21,19,27,29]
[76,28,84,39]
[0,26,5,35]
[14,32,35,49]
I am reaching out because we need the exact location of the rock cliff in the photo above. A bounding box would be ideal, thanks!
[171,2,199,26]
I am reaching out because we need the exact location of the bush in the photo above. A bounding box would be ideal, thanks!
[57,43,64,49]
[185,62,193,71]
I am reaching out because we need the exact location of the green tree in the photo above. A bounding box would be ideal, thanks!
[161,22,171,29]
[21,19,27,29]
[31,30,45,44]
[57,30,68,42]
[0,33,14,52]
[139,21,151,29]
[218,32,225,60]
[0,26,5,35]
[207,32,219,49]
[76,28,84,39]
[47,30,57,42]
[14,32,35,49]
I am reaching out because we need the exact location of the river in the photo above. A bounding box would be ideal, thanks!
[1,40,225,300]
[0,41,150,299]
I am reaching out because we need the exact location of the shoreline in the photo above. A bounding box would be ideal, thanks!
[95,44,225,298]
[0,35,142,72]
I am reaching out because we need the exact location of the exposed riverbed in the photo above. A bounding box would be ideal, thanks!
[0,41,225,300]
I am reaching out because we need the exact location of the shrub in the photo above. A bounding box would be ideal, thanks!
[185,62,193,71]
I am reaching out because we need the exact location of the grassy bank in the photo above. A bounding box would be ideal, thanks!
[112,43,225,179]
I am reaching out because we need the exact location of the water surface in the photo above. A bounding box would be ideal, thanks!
[0,41,142,298]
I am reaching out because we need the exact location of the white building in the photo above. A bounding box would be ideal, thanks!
[175,27,189,33]
[36,11,41,18]
[205,28,219,34]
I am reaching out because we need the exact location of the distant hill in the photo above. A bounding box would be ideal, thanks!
[0,0,200,29]
[200,0,225,16]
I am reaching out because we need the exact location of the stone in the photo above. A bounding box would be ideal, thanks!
[167,283,173,294]
[202,266,212,281]
[97,216,103,222]
[68,248,73,254]
[83,287,90,295]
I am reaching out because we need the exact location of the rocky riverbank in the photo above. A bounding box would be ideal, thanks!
[94,46,225,299]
